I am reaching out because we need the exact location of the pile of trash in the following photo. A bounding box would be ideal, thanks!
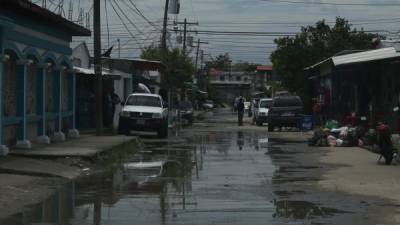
[309,120,377,147]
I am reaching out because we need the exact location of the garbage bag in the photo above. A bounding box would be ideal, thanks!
[328,135,337,147]
[309,129,329,147]
[336,139,344,147]
[325,120,340,130]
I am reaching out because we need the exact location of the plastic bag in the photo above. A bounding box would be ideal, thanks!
[325,120,340,130]
[328,135,337,147]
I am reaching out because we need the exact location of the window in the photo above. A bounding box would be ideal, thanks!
[260,100,273,108]
[126,96,161,107]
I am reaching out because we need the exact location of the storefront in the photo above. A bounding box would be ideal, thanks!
[0,0,90,149]
[306,47,400,131]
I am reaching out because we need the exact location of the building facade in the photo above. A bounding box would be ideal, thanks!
[306,47,400,132]
[254,65,273,91]
[208,69,252,103]
[0,0,90,150]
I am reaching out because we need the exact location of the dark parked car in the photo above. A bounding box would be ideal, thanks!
[178,101,194,123]
[267,95,303,131]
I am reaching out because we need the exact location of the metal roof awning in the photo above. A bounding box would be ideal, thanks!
[101,57,166,72]
[74,66,131,80]
[305,47,400,71]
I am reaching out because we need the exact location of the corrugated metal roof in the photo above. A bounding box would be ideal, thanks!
[74,66,131,79]
[333,47,400,66]
[305,47,400,70]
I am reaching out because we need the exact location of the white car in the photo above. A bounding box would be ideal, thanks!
[253,98,273,126]
[118,93,169,138]
[202,100,214,110]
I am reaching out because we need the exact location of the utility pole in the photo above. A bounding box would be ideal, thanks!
[194,39,208,71]
[175,19,198,53]
[194,39,208,83]
[199,50,205,89]
[183,18,187,52]
[93,0,103,135]
[161,0,170,56]
[117,39,121,59]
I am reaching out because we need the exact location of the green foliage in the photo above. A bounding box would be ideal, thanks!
[205,53,231,70]
[141,45,195,90]
[271,17,380,111]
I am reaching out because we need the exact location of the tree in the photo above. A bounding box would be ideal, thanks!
[270,17,380,111]
[205,53,232,71]
[141,45,195,91]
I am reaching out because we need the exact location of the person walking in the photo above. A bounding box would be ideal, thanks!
[237,98,245,126]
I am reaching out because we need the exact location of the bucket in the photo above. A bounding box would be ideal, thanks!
[301,115,314,131]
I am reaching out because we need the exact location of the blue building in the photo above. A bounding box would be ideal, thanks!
[0,0,91,150]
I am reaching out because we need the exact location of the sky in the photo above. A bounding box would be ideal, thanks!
[40,0,400,65]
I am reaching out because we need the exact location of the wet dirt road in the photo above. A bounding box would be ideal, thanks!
[4,109,399,225]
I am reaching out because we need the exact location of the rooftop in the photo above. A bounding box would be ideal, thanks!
[305,47,400,70]
[1,0,91,36]
[256,65,273,71]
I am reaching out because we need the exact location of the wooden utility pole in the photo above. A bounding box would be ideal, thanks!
[195,39,200,71]
[117,38,121,59]
[94,0,103,135]
[161,0,170,56]
[194,39,208,83]
[183,18,187,52]
[194,39,208,71]
[175,19,198,53]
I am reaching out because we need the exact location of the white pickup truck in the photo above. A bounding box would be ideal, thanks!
[253,98,273,126]
[118,93,169,138]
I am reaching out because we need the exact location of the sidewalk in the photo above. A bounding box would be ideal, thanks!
[11,134,137,158]
[0,134,139,221]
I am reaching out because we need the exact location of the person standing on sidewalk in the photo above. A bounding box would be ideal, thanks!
[237,98,245,126]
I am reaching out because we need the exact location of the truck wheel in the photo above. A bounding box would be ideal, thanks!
[157,122,168,138]
[118,125,129,135]
[256,119,262,126]
[268,124,274,132]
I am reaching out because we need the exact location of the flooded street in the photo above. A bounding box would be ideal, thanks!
[4,109,399,225]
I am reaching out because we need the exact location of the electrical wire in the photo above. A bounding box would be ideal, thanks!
[261,0,400,6]
[108,0,143,50]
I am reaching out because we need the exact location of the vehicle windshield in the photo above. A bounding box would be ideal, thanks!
[179,101,193,109]
[126,96,161,107]
[273,97,302,107]
[260,100,273,108]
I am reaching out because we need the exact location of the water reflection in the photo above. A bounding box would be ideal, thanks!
[2,130,276,225]
[0,182,75,225]
[237,131,244,150]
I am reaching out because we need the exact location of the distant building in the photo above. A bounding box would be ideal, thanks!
[0,0,90,150]
[208,69,252,103]
[254,65,273,90]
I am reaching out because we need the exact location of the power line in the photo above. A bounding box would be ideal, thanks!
[111,0,143,35]
[123,0,162,30]
[108,0,143,50]
[261,0,400,6]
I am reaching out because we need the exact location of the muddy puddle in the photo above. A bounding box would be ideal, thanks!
[0,124,380,225]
